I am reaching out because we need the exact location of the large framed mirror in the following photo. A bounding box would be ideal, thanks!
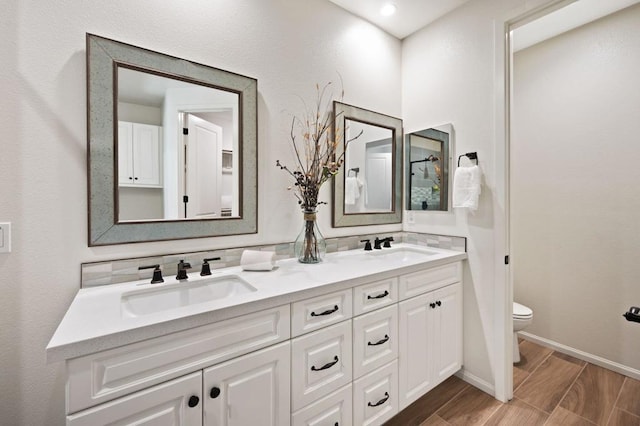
[405,125,451,211]
[332,102,403,227]
[87,34,257,245]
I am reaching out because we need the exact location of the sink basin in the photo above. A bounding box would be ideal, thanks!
[121,275,257,317]
[367,246,440,262]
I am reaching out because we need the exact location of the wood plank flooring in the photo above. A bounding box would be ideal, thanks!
[385,339,640,426]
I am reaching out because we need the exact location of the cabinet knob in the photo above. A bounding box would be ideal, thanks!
[210,387,221,399]
[436,300,442,307]
[187,395,200,408]
[430,302,436,309]
[128,177,133,180]
[134,177,139,180]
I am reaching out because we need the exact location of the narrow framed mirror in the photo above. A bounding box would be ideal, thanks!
[405,125,451,211]
[332,102,403,227]
[87,34,257,245]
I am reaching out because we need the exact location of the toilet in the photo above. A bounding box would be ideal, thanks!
[513,302,533,363]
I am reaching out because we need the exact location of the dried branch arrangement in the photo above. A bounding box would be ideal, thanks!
[276,81,362,211]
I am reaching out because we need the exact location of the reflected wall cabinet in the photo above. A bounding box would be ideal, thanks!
[118,121,162,187]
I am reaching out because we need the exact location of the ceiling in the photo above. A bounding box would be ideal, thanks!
[328,0,638,42]
[327,0,471,39]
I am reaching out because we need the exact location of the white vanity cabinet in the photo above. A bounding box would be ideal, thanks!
[118,121,162,187]
[57,254,465,426]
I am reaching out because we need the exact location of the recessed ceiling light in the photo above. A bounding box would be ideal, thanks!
[380,3,397,17]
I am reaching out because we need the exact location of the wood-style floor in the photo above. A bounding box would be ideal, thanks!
[385,339,640,426]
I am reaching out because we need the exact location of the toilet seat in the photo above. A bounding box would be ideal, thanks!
[513,302,533,319]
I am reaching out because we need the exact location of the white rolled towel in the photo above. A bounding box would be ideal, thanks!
[241,250,276,271]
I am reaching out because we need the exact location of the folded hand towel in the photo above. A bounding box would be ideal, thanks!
[452,165,481,211]
[241,250,276,271]
[345,176,361,205]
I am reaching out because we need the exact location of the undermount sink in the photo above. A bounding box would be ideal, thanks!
[367,246,440,261]
[121,275,257,317]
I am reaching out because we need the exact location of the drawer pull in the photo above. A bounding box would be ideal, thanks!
[367,290,389,300]
[368,392,390,407]
[311,355,339,371]
[310,305,339,317]
[367,334,390,346]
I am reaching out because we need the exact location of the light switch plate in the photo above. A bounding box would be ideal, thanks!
[0,222,11,253]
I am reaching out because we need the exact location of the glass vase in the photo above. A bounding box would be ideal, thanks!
[294,209,326,264]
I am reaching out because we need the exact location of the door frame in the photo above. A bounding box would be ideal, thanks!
[494,0,578,402]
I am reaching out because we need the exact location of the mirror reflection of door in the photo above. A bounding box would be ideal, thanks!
[182,114,223,219]
[365,145,392,211]
[344,119,394,214]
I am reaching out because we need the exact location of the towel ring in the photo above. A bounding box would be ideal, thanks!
[457,152,478,167]
[348,167,359,177]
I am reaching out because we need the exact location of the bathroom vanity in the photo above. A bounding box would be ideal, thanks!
[47,245,465,425]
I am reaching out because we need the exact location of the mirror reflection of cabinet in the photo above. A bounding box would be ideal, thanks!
[117,121,162,187]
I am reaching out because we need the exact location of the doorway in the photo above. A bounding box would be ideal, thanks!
[503,0,640,400]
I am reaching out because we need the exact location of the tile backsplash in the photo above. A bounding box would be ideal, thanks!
[81,232,466,288]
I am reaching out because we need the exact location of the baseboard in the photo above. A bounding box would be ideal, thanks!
[455,368,495,396]
[519,331,640,381]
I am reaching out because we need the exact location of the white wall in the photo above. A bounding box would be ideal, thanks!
[512,4,640,372]
[0,1,401,423]
[402,0,558,396]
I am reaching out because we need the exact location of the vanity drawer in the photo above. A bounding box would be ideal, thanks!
[291,320,353,411]
[291,384,352,426]
[353,305,398,379]
[292,288,352,337]
[353,277,398,316]
[353,360,399,426]
[66,304,290,414]
[67,371,202,426]
[399,262,461,300]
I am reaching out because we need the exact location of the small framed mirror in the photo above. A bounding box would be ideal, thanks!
[87,34,257,245]
[332,102,403,227]
[405,125,451,211]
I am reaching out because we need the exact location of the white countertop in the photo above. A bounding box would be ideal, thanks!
[46,244,466,363]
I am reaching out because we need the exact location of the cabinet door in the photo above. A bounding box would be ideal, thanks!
[67,372,202,426]
[203,341,290,426]
[398,293,434,409]
[132,123,161,186]
[118,121,134,185]
[432,282,462,383]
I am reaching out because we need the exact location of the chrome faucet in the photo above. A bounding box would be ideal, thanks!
[176,259,191,280]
